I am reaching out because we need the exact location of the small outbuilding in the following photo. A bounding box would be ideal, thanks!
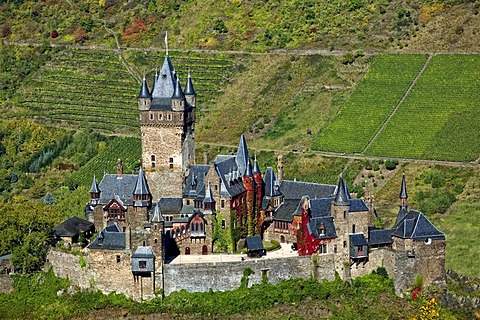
[246,236,265,258]
[53,216,95,246]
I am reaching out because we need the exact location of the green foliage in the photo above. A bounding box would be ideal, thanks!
[240,268,255,289]
[0,202,62,273]
[384,159,399,170]
[414,189,456,214]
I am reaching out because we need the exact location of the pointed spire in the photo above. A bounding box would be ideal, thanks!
[400,172,408,200]
[245,158,253,177]
[334,175,350,206]
[236,134,250,176]
[152,55,175,99]
[204,181,214,204]
[151,202,164,223]
[152,68,158,90]
[253,155,261,174]
[133,167,151,196]
[184,70,196,96]
[89,175,100,194]
[138,75,151,98]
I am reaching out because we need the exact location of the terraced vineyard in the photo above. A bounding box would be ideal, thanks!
[17,49,139,134]
[65,136,141,188]
[15,48,240,134]
[366,55,480,162]
[313,54,428,154]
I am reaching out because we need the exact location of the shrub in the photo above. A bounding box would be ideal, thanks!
[384,160,398,170]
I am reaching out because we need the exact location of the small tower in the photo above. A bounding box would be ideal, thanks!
[253,155,264,233]
[394,173,409,227]
[117,159,123,179]
[203,182,216,215]
[138,75,151,111]
[132,167,152,223]
[89,175,101,206]
[236,134,250,176]
[184,70,196,108]
[139,53,196,201]
[171,77,185,111]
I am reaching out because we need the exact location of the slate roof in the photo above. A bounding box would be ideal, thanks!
[394,206,409,228]
[273,199,301,222]
[307,216,337,239]
[53,216,94,237]
[392,210,445,241]
[368,228,394,246]
[150,203,165,223]
[246,236,264,251]
[172,77,185,100]
[203,182,215,204]
[349,199,369,212]
[89,175,100,193]
[215,156,245,197]
[98,173,138,205]
[264,167,282,197]
[400,173,408,199]
[88,223,126,250]
[151,55,176,107]
[184,72,196,96]
[236,134,250,176]
[158,198,183,214]
[334,176,350,206]
[253,157,261,174]
[131,246,155,258]
[183,165,210,198]
[138,76,151,98]
[280,180,336,201]
[350,233,368,246]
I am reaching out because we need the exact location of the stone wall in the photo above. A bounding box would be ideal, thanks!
[0,275,13,293]
[350,247,396,278]
[163,255,335,296]
[47,248,157,301]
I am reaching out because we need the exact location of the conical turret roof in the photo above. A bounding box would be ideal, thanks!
[203,182,215,204]
[185,71,196,96]
[151,55,175,99]
[138,76,151,98]
[89,175,100,193]
[172,76,185,99]
[151,202,164,223]
[133,168,150,196]
[400,173,408,199]
[236,134,250,176]
[245,158,253,177]
[253,155,261,174]
[334,176,350,206]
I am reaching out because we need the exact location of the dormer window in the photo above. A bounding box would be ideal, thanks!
[319,223,325,235]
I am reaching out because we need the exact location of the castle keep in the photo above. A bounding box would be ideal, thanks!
[49,51,446,300]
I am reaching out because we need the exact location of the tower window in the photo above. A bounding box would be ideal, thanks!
[158,113,163,120]
[167,114,172,120]
[222,219,226,229]
[149,113,154,120]
[352,224,356,233]
[343,241,347,248]
[116,255,120,263]
[343,211,347,219]
[142,240,146,246]
[169,157,174,163]
[221,200,225,208]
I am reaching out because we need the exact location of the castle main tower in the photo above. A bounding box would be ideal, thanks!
[138,54,196,201]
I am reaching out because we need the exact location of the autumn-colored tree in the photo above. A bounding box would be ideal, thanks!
[121,17,147,43]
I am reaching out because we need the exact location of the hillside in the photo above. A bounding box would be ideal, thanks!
[0,0,479,310]
[1,0,479,52]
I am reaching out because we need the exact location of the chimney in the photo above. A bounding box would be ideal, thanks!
[277,154,284,185]
[117,159,123,178]
[204,152,209,165]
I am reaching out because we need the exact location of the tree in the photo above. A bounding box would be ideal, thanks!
[0,202,62,273]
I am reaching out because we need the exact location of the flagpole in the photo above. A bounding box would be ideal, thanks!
[165,31,169,56]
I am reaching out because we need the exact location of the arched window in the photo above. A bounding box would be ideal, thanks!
[181,225,185,234]
[199,223,204,232]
